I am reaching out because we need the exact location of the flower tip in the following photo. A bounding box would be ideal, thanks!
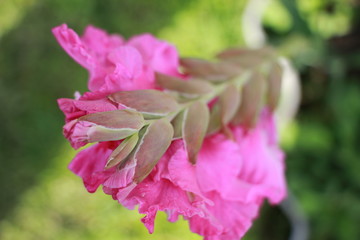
[51,23,67,34]
[189,155,197,165]
[104,157,116,170]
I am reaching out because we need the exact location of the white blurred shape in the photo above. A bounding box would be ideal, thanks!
[275,57,301,131]
[242,0,270,48]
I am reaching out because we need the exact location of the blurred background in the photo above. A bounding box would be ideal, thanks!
[0,0,359,239]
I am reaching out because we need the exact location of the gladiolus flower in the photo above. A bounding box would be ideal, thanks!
[54,24,287,240]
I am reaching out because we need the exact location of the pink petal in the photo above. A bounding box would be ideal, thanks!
[189,192,260,240]
[88,68,109,92]
[115,182,137,202]
[149,140,183,181]
[52,24,95,69]
[57,98,86,122]
[82,25,124,57]
[103,157,137,189]
[107,46,143,78]
[68,142,116,193]
[73,97,117,113]
[233,113,287,204]
[63,120,92,149]
[57,90,117,123]
[127,34,160,61]
[167,141,213,205]
[196,134,243,199]
[151,42,180,76]
[103,46,145,92]
[128,33,180,76]
[258,108,279,145]
[121,178,205,234]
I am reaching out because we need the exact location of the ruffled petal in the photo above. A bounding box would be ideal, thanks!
[103,157,137,189]
[73,97,117,113]
[189,192,260,240]
[57,98,86,122]
[82,25,124,58]
[57,92,117,122]
[128,33,180,76]
[233,112,287,204]
[103,46,144,91]
[167,141,213,205]
[52,24,95,69]
[121,178,205,234]
[68,142,116,193]
[63,120,91,149]
[196,134,243,200]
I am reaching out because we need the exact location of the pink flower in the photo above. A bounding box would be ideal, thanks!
[168,136,261,239]
[63,120,92,149]
[69,140,138,194]
[188,113,285,240]
[120,142,206,233]
[63,108,145,149]
[57,91,117,123]
[57,93,118,150]
[63,118,138,150]
[81,25,125,59]
[188,193,260,240]
[232,109,286,205]
[165,132,258,239]
[127,34,180,77]
[54,24,287,240]
[68,141,116,193]
[64,110,285,240]
[112,113,285,240]
[52,24,181,93]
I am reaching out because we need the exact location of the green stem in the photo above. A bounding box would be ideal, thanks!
[165,70,253,122]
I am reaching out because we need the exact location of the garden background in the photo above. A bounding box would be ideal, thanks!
[0,0,359,239]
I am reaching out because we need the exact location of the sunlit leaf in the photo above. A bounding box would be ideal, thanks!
[105,133,139,169]
[79,109,144,129]
[108,90,180,118]
[133,118,174,183]
[87,125,139,143]
[206,103,221,136]
[217,47,276,68]
[78,110,145,142]
[171,110,185,139]
[180,58,241,82]
[217,47,275,59]
[231,71,266,127]
[219,84,241,125]
[183,101,210,164]
[267,61,283,111]
[156,72,214,97]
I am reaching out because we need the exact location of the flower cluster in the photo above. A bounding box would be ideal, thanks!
[53,24,286,240]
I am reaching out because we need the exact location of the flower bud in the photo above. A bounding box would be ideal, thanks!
[64,110,145,149]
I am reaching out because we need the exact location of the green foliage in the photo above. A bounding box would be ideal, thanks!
[0,147,201,240]
[276,1,360,239]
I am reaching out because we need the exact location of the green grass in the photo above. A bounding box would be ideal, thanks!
[0,144,202,240]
